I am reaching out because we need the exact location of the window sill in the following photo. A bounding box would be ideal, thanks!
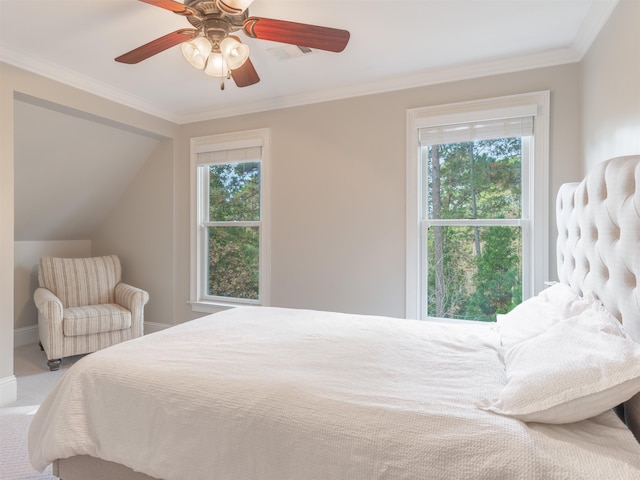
[188,301,237,314]
[188,300,261,314]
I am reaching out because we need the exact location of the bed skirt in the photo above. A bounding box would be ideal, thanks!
[54,456,161,480]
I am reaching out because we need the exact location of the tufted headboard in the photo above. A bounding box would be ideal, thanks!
[556,154,640,440]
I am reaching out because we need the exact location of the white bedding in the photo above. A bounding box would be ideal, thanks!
[29,306,640,480]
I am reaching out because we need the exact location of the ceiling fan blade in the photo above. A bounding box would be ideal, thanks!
[115,29,197,64]
[243,17,350,53]
[231,58,260,87]
[138,0,192,14]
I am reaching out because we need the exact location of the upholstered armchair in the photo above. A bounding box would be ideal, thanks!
[34,255,149,370]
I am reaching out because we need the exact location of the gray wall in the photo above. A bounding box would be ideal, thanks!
[92,139,175,329]
[175,64,582,322]
[581,0,640,170]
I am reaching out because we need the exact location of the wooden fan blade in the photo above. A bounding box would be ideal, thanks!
[115,29,197,64]
[231,58,260,87]
[243,17,350,53]
[138,0,191,14]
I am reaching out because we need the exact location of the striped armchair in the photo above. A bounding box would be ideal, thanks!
[34,255,149,370]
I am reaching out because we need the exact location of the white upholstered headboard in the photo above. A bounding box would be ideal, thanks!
[556,154,640,439]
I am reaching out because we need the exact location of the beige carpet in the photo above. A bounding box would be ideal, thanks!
[0,344,82,480]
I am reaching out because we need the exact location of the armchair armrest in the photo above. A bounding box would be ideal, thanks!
[115,283,150,311]
[34,287,65,361]
[115,283,149,338]
[34,287,63,323]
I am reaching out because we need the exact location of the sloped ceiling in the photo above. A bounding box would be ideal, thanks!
[13,97,161,241]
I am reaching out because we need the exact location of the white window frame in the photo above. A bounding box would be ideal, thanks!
[406,92,550,320]
[189,128,271,313]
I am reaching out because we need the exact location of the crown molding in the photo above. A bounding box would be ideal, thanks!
[1,0,618,125]
[0,49,181,123]
[179,0,618,123]
[572,0,619,57]
[177,46,580,123]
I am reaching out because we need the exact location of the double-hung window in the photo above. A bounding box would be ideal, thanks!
[406,92,549,321]
[190,128,270,311]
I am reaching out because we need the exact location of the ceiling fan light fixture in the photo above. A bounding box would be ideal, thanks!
[220,36,250,70]
[204,52,230,78]
[215,0,254,15]
[181,36,212,69]
[116,0,350,89]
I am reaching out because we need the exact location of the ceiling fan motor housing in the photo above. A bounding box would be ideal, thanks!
[184,0,247,30]
[115,0,350,87]
[182,1,248,52]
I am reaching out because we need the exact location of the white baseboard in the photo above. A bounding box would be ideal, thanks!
[14,321,170,347]
[0,375,17,406]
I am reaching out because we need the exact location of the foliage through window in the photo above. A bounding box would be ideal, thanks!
[205,162,260,299]
[424,135,526,321]
[406,93,550,322]
[191,129,270,309]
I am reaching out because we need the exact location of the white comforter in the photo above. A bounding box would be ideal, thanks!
[29,307,640,480]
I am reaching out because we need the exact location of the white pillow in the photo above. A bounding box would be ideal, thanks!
[537,282,594,318]
[496,283,592,348]
[478,307,640,424]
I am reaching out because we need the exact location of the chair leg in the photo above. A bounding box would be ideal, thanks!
[47,359,62,371]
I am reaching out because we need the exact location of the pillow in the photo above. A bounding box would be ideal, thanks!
[496,283,593,348]
[478,307,640,424]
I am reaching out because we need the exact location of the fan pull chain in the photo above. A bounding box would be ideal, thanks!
[220,58,224,89]
[220,71,231,90]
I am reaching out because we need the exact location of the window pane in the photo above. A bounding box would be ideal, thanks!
[208,226,259,300]
[208,162,261,221]
[426,225,522,322]
[426,138,522,220]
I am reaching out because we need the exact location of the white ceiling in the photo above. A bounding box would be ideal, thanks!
[0,0,618,124]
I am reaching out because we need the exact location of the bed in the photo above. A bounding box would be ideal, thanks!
[28,155,640,479]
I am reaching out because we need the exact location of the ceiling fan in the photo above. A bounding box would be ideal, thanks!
[116,0,351,89]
